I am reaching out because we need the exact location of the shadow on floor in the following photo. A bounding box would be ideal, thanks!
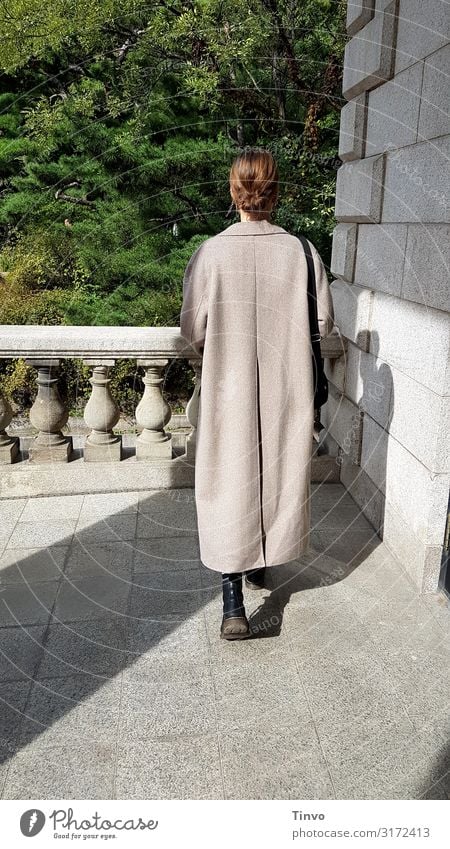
[1,481,435,799]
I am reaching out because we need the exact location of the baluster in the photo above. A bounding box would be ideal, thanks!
[185,359,202,461]
[0,388,20,464]
[26,360,73,463]
[135,359,172,459]
[83,360,122,462]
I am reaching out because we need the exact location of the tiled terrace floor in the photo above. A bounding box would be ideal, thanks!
[0,484,448,799]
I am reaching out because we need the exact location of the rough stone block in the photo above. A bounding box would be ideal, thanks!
[136,433,173,460]
[381,499,444,592]
[361,414,450,545]
[343,0,398,100]
[387,365,450,473]
[339,94,367,161]
[339,452,384,532]
[354,223,407,295]
[365,62,423,155]
[331,224,358,281]
[370,290,450,394]
[401,224,450,312]
[312,454,341,482]
[329,280,374,349]
[347,0,375,37]
[344,343,393,429]
[84,436,122,462]
[382,137,450,223]
[335,155,385,222]
[28,436,73,464]
[324,352,346,393]
[321,385,364,465]
[395,0,450,74]
[418,44,450,141]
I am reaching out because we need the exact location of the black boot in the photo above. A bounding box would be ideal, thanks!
[244,566,266,590]
[220,572,250,640]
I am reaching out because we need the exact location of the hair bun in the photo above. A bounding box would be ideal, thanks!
[230,148,279,214]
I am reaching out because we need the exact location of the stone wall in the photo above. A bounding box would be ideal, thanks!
[325,0,450,591]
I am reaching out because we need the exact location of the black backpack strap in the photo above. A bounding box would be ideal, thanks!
[297,234,321,343]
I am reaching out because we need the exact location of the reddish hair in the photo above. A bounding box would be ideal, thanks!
[229,147,279,216]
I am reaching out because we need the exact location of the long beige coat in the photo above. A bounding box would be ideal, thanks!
[180,218,334,573]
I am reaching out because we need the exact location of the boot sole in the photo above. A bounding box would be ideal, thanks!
[220,617,250,640]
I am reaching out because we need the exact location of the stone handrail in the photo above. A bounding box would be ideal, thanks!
[0,325,201,360]
[0,325,346,466]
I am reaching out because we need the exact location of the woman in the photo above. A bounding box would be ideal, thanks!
[180,147,334,641]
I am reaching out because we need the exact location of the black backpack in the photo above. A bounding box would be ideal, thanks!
[297,235,329,410]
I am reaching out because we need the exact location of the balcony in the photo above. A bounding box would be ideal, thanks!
[0,325,448,800]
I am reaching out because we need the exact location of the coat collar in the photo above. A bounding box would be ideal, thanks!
[218,219,288,236]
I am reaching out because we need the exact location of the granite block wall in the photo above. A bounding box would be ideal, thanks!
[326,0,450,591]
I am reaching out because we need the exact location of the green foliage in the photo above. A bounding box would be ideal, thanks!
[0,0,346,410]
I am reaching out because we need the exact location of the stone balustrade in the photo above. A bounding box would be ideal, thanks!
[0,325,345,467]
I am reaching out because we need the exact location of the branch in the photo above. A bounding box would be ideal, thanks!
[172,185,210,227]
[115,28,146,64]
[55,182,94,206]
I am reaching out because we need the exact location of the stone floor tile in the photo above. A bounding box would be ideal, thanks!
[311,499,374,530]
[0,682,30,795]
[18,674,121,746]
[138,488,196,513]
[124,612,208,658]
[133,536,201,572]
[0,581,59,627]
[0,625,46,681]
[265,555,360,608]
[0,500,27,524]
[297,642,406,727]
[19,495,84,523]
[219,722,335,799]
[0,499,28,547]
[414,591,450,631]
[136,514,198,539]
[284,603,374,659]
[64,539,134,579]
[380,647,450,728]
[115,734,223,799]
[421,774,450,800]
[36,619,129,678]
[123,651,210,684]
[118,676,217,739]
[137,489,198,537]
[7,521,76,550]
[79,492,141,519]
[75,514,137,543]
[359,597,444,632]
[312,526,381,565]
[345,569,420,614]
[210,656,312,733]
[0,546,68,585]
[3,739,115,799]
[53,575,131,623]
[128,570,210,619]
[131,567,204,592]
[0,680,32,747]
[330,721,450,799]
[316,705,416,782]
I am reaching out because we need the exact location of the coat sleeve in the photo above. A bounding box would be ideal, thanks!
[180,243,209,356]
[308,240,335,339]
